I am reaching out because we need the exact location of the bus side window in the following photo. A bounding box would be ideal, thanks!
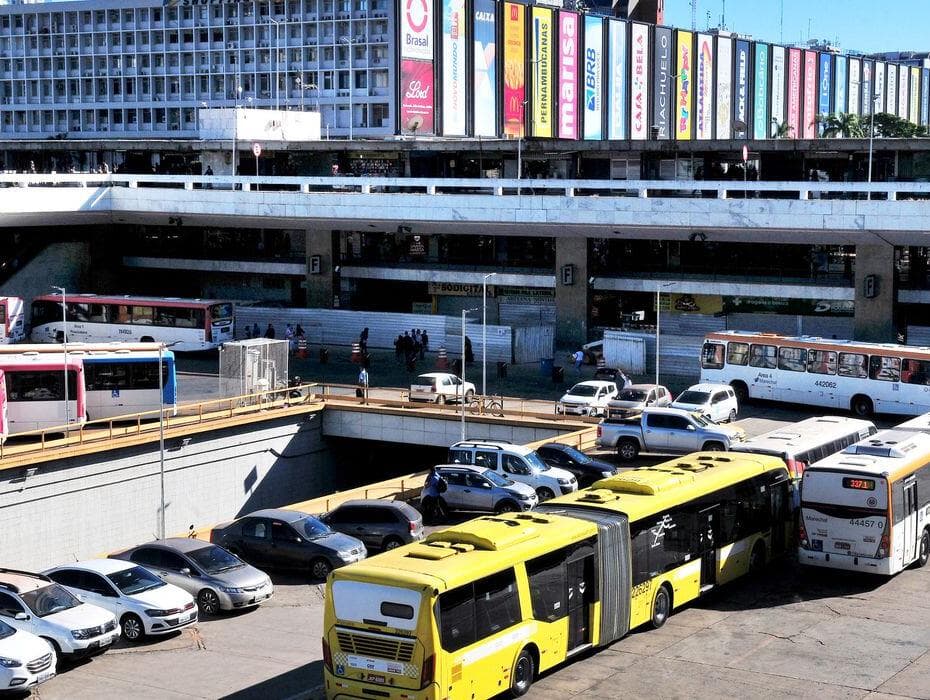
[837,352,868,378]
[438,585,476,652]
[474,570,521,639]
[749,344,777,369]
[726,342,749,366]
[526,550,569,622]
[869,355,901,382]
[701,343,725,370]
[807,350,837,375]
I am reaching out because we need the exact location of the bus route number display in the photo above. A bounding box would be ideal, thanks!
[842,477,875,491]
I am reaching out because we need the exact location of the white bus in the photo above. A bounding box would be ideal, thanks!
[731,416,877,480]
[700,331,930,417]
[799,429,930,575]
[30,294,234,352]
[0,354,86,434]
[0,297,25,344]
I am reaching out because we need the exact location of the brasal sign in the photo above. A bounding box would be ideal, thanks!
[402,0,434,61]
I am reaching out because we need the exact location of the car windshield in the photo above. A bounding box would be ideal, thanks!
[560,446,591,463]
[524,452,550,472]
[617,389,647,401]
[0,620,13,640]
[567,384,599,397]
[186,545,244,575]
[483,470,515,487]
[297,516,332,539]
[691,412,713,426]
[676,390,711,404]
[21,583,82,618]
[108,566,166,595]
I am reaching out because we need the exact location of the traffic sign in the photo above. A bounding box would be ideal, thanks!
[742,145,749,163]
[252,142,262,157]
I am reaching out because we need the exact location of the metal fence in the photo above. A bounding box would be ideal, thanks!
[219,338,289,403]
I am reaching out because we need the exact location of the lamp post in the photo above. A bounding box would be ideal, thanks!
[340,36,354,140]
[655,282,675,386]
[158,342,166,539]
[51,286,69,426]
[867,92,882,199]
[461,308,477,440]
[482,272,497,397]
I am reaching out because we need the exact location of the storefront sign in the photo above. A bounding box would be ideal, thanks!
[630,22,650,139]
[441,0,467,135]
[716,36,732,139]
[753,43,768,139]
[558,11,579,139]
[400,59,435,134]
[675,30,692,140]
[503,2,526,137]
[428,282,494,296]
[694,33,713,139]
[584,16,605,140]
[473,0,497,137]
[652,26,672,140]
[531,7,554,137]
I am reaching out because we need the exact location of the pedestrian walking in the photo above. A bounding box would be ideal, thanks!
[264,323,275,339]
[244,324,252,340]
[394,334,403,362]
[295,324,305,339]
[356,365,369,401]
[359,326,369,352]
[421,330,429,355]
[285,324,295,353]
[252,322,261,339]
[572,349,585,374]
[464,336,474,365]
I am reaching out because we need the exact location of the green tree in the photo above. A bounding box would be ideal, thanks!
[816,112,865,138]
[771,120,794,139]
[864,112,928,138]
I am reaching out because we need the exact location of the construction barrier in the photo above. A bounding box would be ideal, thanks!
[436,346,448,370]
[297,337,308,359]
[350,342,362,363]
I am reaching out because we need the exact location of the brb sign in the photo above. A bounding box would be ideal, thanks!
[402,0,434,61]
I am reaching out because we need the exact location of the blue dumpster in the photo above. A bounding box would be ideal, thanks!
[540,358,554,376]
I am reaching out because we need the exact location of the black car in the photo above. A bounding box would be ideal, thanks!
[535,443,619,487]
[209,508,366,581]
[320,500,425,552]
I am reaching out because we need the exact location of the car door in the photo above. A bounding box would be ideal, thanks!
[0,591,32,634]
[79,571,124,617]
[666,414,701,452]
[501,454,534,489]
[239,518,273,566]
[439,471,469,509]
[710,391,728,422]
[155,550,197,593]
[326,506,367,546]
[128,547,171,583]
[464,472,495,511]
[473,450,499,474]
[271,520,309,569]
[643,413,670,451]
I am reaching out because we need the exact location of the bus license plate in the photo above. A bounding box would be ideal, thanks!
[367,673,386,684]
[834,541,851,550]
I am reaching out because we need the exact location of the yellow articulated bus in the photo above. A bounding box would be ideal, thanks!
[322,452,791,700]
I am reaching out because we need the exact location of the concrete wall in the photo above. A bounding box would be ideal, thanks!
[0,414,334,571]
[555,237,588,348]
[854,243,896,342]
[0,240,90,303]
[306,229,334,308]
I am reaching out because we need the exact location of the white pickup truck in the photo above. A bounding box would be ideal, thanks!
[596,406,746,460]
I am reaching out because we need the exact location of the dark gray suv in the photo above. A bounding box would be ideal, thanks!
[321,500,424,552]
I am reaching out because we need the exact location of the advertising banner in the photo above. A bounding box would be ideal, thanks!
[675,30,693,140]
[770,45,785,134]
[716,36,732,139]
[652,26,672,139]
[473,0,497,137]
[583,16,604,140]
[734,39,750,138]
[818,53,832,134]
[885,62,897,115]
[848,58,860,116]
[922,68,929,126]
[400,59,435,133]
[899,65,909,119]
[531,7,554,137]
[910,67,920,124]
[608,19,627,139]
[802,50,816,138]
[558,12,579,139]
[401,0,434,61]
[861,61,873,116]
[875,61,886,115]
[502,2,525,137]
[787,48,801,138]
[630,22,650,139]
[666,294,724,315]
[695,33,713,139]
[834,56,847,115]
[441,0,467,135]
[753,43,768,139]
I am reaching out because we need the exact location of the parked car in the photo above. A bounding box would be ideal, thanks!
[597,406,747,460]
[409,372,476,404]
[535,442,619,487]
[671,383,739,423]
[556,380,619,417]
[448,439,578,500]
[42,559,197,643]
[320,500,424,552]
[110,539,273,615]
[0,569,118,659]
[420,465,538,521]
[209,508,366,581]
[593,367,632,385]
[0,619,56,692]
[605,384,673,419]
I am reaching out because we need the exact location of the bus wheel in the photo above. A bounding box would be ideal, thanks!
[509,647,536,697]
[651,584,672,629]
[730,381,748,404]
[749,542,767,575]
[918,529,930,568]
[850,395,873,417]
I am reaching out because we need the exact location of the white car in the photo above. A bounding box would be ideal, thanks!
[409,372,476,404]
[448,440,578,500]
[0,569,118,659]
[671,383,739,423]
[557,380,619,417]
[0,620,55,693]
[43,560,198,643]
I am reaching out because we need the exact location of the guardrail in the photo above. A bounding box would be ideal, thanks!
[1,172,926,201]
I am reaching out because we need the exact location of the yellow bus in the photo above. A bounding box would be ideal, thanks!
[322,452,790,700]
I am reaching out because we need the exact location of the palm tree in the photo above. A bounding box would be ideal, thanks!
[771,120,794,139]
[817,112,865,138]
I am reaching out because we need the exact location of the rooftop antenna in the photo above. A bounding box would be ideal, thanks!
[690,0,697,30]
[720,0,726,30]
[807,18,812,43]
[705,10,711,29]
[779,0,784,44]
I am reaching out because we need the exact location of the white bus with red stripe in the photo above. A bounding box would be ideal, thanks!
[0,297,25,344]
[799,429,930,575]
[0,354,86,434]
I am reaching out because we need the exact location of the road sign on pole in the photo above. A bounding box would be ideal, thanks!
[252,142,262,157]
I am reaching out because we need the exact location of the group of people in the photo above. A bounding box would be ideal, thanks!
[394,329,430,371]
[243,322,307,354]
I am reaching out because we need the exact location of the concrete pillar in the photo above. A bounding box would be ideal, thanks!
[306,230,335,309]
[555,237,588,349]
[854,243,895,342]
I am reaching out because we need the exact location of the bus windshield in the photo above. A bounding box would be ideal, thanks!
[210,303,233,321]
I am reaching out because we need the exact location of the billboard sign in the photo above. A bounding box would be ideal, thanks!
[874,61,885,115]
[734,39,750,138]
[818,53,832,134]
[503,2,525,137]
[716,36,732,139]
[531,7,553,137]
[583,16,604,140]
[848,58,860,115]
[558,11,579,139]
[898,65,909,119]
[910,66,920,124]
[885,62,897,114]
[675,30,692,140]
[630,22,650,139]
[441,0,467,135]
[834,55,847,115]
[922,68,930,126]
[787,48,801,138]
[652,26,672,139]
[473,0,497,137]
[802,50,816,138]
[401,0,434,60]
[753,43,768,139]
[770,45,784,135]
[400,59,435,133]
[695,33,713,139]
[862,61,873,116]
[607,19,627,139]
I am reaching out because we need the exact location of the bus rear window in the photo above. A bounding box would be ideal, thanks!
[331,580,421,631]
[380,602,414,619]
[701,342,724,369]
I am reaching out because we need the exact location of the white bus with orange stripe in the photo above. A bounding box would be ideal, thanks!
[700,331,930,417]
[799,429,930,575]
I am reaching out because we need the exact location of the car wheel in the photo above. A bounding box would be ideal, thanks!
[310,558,333,581]
[536,487,555,501]
[464,389,474,404]
[382,536,405,551]
[121,613,145,642]
[495,500,519,514]
[509,648,536,697]
[727,409,737,423]
[617,439,640,461]
[436,394,446,405]
[588,407,599,417]
[198,589,221,615]
[703,441,725,452]
[651,584,672,629]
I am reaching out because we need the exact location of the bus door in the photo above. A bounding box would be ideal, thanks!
[698,505,718,591]
[770,480,788,554]
[903,477,919,564]
[565,547,595,653]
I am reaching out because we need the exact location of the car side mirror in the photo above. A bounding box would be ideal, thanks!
[13,612,29,621]
[687,424,696,431]
[179,567,191,576]
[482,482,492,489]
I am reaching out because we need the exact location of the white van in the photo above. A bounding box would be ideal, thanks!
[670,383,739,423]
[448,439,578,500]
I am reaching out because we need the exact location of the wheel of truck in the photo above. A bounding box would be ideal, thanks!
[617,439,640,461]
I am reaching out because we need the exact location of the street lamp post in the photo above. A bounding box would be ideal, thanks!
[482,272,497,397]
[655,282,675,386]
[867,93,882,199]
[158,343,166,539]
[340,36,354,140]
[461,308,477,440]
[51,286,69,426]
